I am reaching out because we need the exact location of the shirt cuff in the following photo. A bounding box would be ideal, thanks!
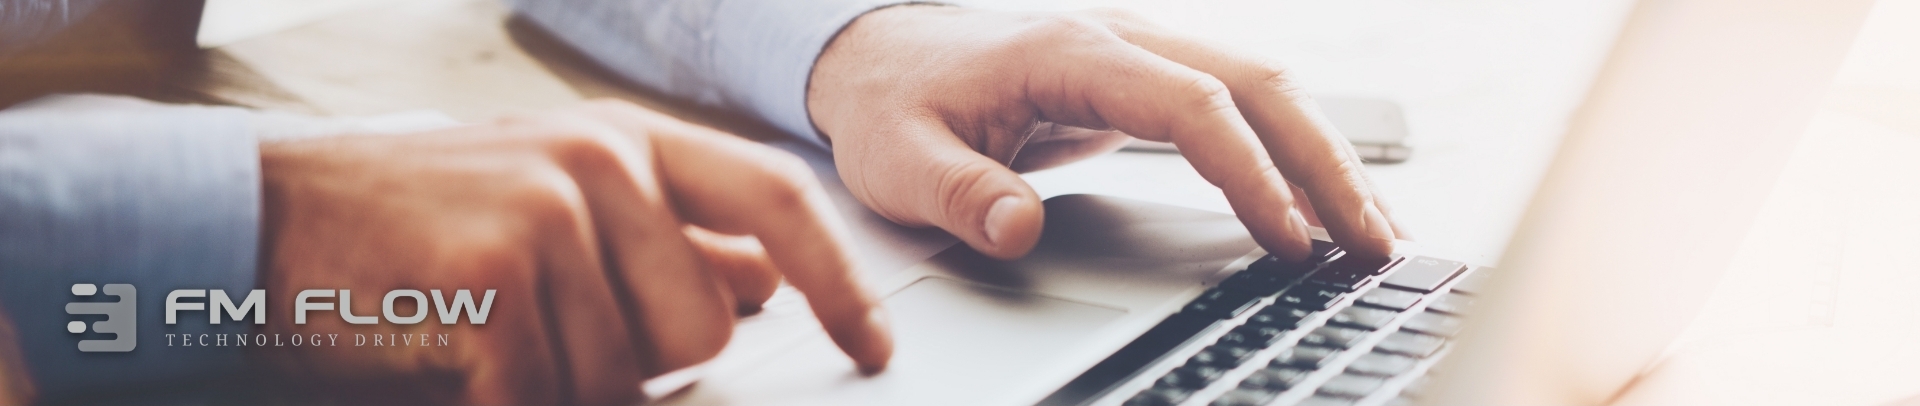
[0,94,260,399]
[709,0,918,147]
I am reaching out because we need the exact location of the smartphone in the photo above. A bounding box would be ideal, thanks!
[1120,96,1412,163]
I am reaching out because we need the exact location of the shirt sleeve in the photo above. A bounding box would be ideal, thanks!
[506,0,925,146]
[0,94,260,400]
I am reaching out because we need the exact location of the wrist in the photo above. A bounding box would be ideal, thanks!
[807,4,956,142]
[255,140,314,294]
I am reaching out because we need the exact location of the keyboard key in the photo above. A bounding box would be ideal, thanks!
[1183,288,1262,319]
[1426,293,1475,315]
[1188,344,1258,368]
[1448,267,1493,295]
[1277,286,1345,310]
[1209,388,1278,406]
[1401,313,1465,337]
[1253,305,1314,323]
[1326,254,1395,276]
[1317,374,1387,398]
[1240,366,1311,390]
[1309,240,1342,260]
[1125,386,1192,406]
[1247,239,1342,271]
[1230,324,1289,348]
[1244,251,1321,278]
[1345,353,1418,377]
[1245,309,1307,330]
[1271,346,1340,369]
[1373,331,1446,358]
[1158,365,1227,389]
[1216,328,1282,348]
[1380,256,1466,293]
[1052,311,1217,405]
[1357,288,1422,311]
[1299,326,1370,349]
[1308,268,1372,292]
[1219,270,1292,296]
[1297,395,1358,406]
[1329,306,1398,330]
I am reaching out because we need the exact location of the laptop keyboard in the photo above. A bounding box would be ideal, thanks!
[1076,241,1486,406]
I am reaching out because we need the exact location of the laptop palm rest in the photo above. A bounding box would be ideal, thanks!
[723,277,1125,405]
[690,195,1260,405]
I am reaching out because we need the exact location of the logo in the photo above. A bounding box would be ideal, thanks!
[60,284,494,352]
[66,283,137,352]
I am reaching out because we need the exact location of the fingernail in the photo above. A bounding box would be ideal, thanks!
[1284,207,1314,260]
[983,196,1021,247]
[856,305,894,375]
[1287,207,1311,236]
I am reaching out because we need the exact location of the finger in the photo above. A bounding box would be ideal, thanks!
[521,114,738,375]
[1088,9,1399,256]
[1290,184,1323,228]
[683,225,783,314]
[461,276,565,405]
[856,119,1045,259]
[467,333,563,406]
[527,173,651,404]
[655,129,894,373]
[1019,19,1314,260]
[572,100,895,374]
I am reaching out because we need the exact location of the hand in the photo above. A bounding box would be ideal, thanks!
[255,100,890,405]
[809,6,1409,260]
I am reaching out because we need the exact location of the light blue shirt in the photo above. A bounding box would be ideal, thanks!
[507,0,915,145]
[0,0,914,401]
[0,96,260,401]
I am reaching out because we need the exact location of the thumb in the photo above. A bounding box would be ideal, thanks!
[837,123,1044,259]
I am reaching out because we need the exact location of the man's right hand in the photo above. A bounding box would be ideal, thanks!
[809,6,1410,262]
[255,100,890,405]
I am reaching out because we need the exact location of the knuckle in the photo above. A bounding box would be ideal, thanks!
[1021,13,1118,46]
[541,126,646,172]
[514,167,593,233]
[1248,60,1308,99]
[1078,7,1149,26]
[1222,164,1288,199]
[1177,73,1238,116]
[444,234,538,287]
[1299,152,1367,190]
[932,160,996,222]
[749,151,821,210]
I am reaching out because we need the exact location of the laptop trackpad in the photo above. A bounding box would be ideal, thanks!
[723,277,1126,406]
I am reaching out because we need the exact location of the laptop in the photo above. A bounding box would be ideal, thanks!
[657,0,1875,404]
